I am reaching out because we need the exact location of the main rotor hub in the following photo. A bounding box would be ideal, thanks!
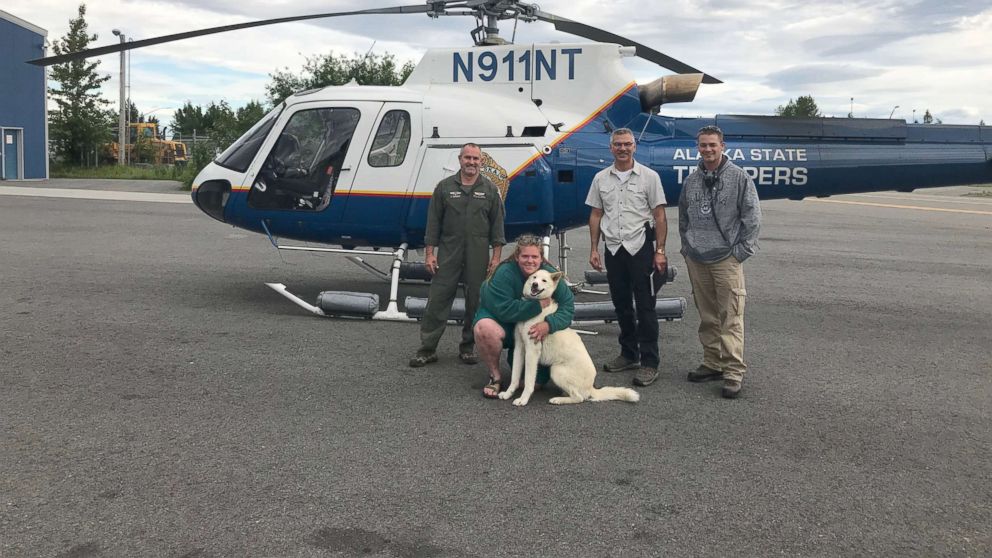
[426,0,539,45]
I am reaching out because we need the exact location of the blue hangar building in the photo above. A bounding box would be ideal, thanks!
[1,9,48,180]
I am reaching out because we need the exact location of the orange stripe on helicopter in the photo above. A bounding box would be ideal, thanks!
[220,82,638,199]
[504,81,637,181]
[345,190,410,198]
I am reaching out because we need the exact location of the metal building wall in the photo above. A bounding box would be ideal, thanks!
[0,12,48,180]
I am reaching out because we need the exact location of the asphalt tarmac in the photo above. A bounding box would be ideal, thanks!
[1,180,990,557]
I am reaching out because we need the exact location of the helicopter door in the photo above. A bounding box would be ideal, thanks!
[248,102,380,212]
[405,146,461,239]
[343,105,422,238]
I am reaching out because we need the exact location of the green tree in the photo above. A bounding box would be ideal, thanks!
[172,99,266,141]
[126,99,141,123]
[236,101,267,130]
[170,98,268,183]
[266,51,415,106]
[48,3,113,165]
[923,109,933,124]
[203,101,237,139]
[171,101,207,137]
[775,95,822,118]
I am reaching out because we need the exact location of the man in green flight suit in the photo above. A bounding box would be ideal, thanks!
[409,143,506,367]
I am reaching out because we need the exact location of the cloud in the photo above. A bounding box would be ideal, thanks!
[5,0,991,125]
[803,32,922,57]
[766,64,881,89]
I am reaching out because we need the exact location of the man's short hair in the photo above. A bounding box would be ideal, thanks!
[611,128,635,142]
[460,142,481,155]
[696,125,724,142]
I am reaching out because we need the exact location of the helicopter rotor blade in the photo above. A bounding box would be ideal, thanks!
[532,10,722,84]
[28,4,431,67]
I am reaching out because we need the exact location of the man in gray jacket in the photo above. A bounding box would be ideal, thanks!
[678,125,761,398]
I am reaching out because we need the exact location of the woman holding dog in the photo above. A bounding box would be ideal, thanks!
[473,234,575,398]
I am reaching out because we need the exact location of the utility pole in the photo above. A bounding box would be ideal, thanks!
[112,29,126,166]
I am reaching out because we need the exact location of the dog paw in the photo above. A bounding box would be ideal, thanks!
[498,390,513,400]
[512,397,530,406]
[549,397,565,405]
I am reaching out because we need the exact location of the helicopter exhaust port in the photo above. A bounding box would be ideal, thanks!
[639,74,704,112]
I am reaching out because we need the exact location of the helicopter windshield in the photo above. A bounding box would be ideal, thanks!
[215,104,284,173]
[248,107,361,211]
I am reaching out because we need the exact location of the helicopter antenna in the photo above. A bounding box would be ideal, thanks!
[637,109,652,142]
[350,40,377,84]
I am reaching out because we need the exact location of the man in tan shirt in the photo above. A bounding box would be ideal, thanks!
[586,128,669,387]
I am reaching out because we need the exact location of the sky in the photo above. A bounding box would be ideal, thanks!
[5,0,991,130]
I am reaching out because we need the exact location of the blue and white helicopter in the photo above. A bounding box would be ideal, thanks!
[34,1,992,322]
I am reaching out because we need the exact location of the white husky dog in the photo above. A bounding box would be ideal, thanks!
[499,269,641,406]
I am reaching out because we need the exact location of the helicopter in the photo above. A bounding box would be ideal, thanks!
[32,1,992,322]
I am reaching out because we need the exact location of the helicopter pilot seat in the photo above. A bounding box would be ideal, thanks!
[255,135,347,210]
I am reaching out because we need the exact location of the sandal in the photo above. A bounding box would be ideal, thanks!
[482,376,501,399]
[408,353,438,368]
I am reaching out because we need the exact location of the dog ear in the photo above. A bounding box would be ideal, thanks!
[550,271,564,282]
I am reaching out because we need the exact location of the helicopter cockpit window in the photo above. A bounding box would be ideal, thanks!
[368,110,411,168]
[215,104,284,173]
[249,107,361,211]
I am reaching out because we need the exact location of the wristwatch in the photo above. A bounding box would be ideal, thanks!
[655,248,666,255]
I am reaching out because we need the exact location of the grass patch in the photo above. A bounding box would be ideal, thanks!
[52,164,184,181]
[52,162,206,191]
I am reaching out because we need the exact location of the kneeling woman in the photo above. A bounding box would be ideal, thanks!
[473,234,575,398]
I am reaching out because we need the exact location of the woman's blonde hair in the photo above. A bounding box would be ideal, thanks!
[486,233,557,281]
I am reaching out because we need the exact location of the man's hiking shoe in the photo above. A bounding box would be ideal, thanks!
[687,365,724,383]
[603,355,638,373]
[722,379,742,399]
[408,353,438,368]
[633,367,660,387]
[458,352,479,365]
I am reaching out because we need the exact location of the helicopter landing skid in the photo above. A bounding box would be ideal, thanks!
[265,241,417,321]
[265,282,325,316]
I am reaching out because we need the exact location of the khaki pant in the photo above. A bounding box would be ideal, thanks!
[684,255,747,382]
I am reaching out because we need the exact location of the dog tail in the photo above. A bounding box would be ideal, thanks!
[588,386,640,403]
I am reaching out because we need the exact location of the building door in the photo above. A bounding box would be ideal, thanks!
[1,129,22,180]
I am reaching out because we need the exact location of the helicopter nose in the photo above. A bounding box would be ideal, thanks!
[192,180,231,223]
